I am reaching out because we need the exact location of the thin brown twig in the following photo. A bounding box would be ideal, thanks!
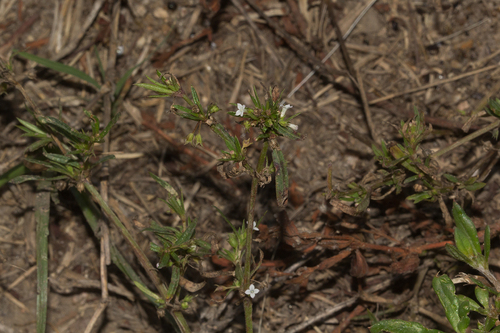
[83,223,110,333]
[52,0,106,61]
[244,0,346,81]
[282,278,393,333]
[356,69,377,142]
[0,13,40,54]
[369,64,500,104]
[323,0,356,78]
[230,0,282,66]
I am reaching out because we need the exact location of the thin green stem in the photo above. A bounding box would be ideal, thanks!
[84,181,191,333]
[431,120,500,159]
[84,181,169,298]
[174,311,191,332]
[242,141,269,333]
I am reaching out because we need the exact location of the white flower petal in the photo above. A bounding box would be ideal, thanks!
[245,284,259,298]
[235,103,246,117]
[288,123,298,131]
[280,104,292,118]
[253,221,259,231]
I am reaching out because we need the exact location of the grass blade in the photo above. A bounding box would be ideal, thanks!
[16,51,101,90]
[35,178,51,333]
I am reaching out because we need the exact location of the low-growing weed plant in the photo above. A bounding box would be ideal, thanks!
[3,51,500,333]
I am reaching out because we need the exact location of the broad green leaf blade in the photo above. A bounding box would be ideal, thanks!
[452,202,481,258]
[35,178,51,333]
[433,275,469,333]
[370,319,445,333]
[474,287,489,310]
[272,149,288,207]
[16,51,101,90]
[445,244,473,265]
[464,182,486,191]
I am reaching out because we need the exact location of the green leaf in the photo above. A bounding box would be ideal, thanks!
[403,175,420,184]
[174,219,197,245]
[43,151,74,164]
[445,244,473,265]
[272,149,289,207]
[16,51,101,90]
[452,202,481,259]
[370,319,444,333]
[166,265,181,300]
[407,191,432,204]
[150,173,179,197]
[98,111,121,141]
[474,287,489,309]
[432,275,469,333]
[27,138,53,152]
[135,82,173,95]
[463,182,486,191]
[39,116,90,142]
[17,118,46,135]
[275,123,301,140]
[157,251,171,270]
[191,87,203,112]
[444,174,459,183]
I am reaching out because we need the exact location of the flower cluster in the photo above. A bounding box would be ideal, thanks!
[234,101,298,132]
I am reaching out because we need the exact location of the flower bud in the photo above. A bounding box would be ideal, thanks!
[195,133,203,146]
[185,133,194,145]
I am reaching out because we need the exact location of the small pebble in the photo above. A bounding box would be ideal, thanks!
[154,7,169,19]
[135,4,147,17]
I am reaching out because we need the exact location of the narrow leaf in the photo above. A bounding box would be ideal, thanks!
[370,319,444,333]
[17,51,101,90]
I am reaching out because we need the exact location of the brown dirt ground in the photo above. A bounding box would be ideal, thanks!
[2,0,500,332]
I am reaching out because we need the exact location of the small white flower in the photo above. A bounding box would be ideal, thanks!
[247,221,259,231]
[235,103,246,117]
[288,123,298,131]
[245,284,260,298]
[280,104,293,118]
